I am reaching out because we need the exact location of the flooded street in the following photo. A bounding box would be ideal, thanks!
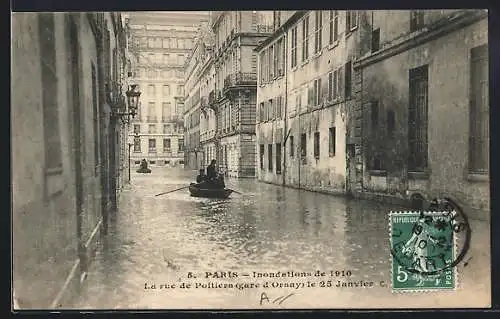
[73,168,490,309]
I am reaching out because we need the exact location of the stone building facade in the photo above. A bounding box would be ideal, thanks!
[255,10,489,219]
[255,10,358,195]
[127,12,207,168]
[183,25,212,170]
[198,11,274,177]
[12,12,130,308]
[353,9,489,219]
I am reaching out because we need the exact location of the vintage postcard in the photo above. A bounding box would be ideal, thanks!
[11,9,490,310]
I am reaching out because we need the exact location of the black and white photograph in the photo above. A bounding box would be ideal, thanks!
[11,10,491,310]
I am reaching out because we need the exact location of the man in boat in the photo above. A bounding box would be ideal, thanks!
[196,169,206,183]
[204,159,225,189]
[206,159,217,181]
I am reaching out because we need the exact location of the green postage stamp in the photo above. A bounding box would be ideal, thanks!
[390,210,459,291]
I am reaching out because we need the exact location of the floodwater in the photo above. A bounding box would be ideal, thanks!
[73,167,491,309]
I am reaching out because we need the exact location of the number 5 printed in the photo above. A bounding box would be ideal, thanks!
[396,266,408,282]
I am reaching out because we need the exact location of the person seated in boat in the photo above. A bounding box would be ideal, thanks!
[196,169,206,183]
[215,173,226,188]
[140,159,148,170]
[206,159,217,181]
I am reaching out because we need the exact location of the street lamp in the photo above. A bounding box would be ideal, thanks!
[110,84,142,123]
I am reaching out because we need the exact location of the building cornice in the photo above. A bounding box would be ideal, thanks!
[254,11,307,52]
[354,10,487,69]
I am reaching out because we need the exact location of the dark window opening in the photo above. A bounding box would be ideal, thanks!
[408,65,429,172]
[314,132,320,158]
[345,61,352,98]
[268,144,273,171]
[260,144,265,169]
[300,133,307,158]
[290,136,294,157]
[410,11,424,32]
[329,127,336,157]
[469,44,489,173]
[371,28,380,52]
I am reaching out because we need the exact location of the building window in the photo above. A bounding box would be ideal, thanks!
[148,139,156,153]
[346,11,358,31]
[410,11,425,32]
[147,84,155,95]
[328,69,339,100]
[148,124,156,134]
[408,65,429,172]
[291,26,298,68]
[371,155,385,171]
[329,127,336,157]
[387,110,395,138]
[162,102,171,121]
[371,28,380,52]
[329,10,339,44]
[148,102,157,122]
[162,38,170,48]
[177,85,184,96]
[277,38,284,76]
[371,101,379,135]
[260,144,265,169]
[313,78,322,106]
[300,133,307,158]
[163,124,171,134]
[269,44,275,79]
[276,96,283,119]
[268,99,274,120]
[469,44,489,173]
[290,135,294,157]
[314,132,320,158]
[39,13,62,170]
[345,61,352,98]
[133,137,141,152]
[268,144,273,171]
[133,124,140,134]
[276,143,282,174]
[302,15,309,62]
[163,85,170,96]
[163,138,171,152]
[178,139,184,152]
[314,11,323,54]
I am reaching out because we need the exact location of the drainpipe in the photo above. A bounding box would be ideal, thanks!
[282,29,288,186]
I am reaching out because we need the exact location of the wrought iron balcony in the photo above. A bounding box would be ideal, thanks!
[223,72,257,90]
[255,24,274,33]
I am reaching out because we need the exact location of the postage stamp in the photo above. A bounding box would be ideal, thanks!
[389,209,466,291]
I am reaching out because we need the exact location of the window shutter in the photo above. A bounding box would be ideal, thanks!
[308,85,314,106]
[339,66,344,100]
[321,75,329,104]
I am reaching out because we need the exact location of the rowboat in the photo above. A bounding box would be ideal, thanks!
[188,183,233,199]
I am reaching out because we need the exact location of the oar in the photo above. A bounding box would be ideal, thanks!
[155,185,190,197]
[226,187,243,195]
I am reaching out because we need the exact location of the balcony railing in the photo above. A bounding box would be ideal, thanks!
[255,24,274,33]
[224,72,258,89]
[147,116,158,122]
